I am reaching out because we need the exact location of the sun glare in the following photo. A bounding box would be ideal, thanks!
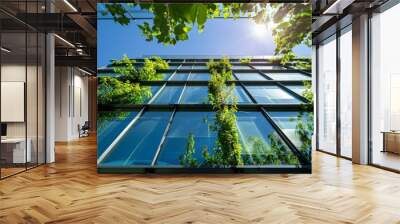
[252,22,269,39]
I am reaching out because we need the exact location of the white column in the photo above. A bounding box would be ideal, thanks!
[312,45,317,151]
[352,14,369,164]
[46,32,55,163]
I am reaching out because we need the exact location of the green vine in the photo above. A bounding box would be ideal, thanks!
[179,133,199,168]
[97,55,168,105]
[204,58,243,167]
[239,58,252,64]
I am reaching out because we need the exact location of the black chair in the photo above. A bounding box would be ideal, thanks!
[78,121,90,138]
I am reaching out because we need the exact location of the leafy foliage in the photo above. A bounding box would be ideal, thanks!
[102,3,310,60]
[177,58,243,168]
[97,111,131,131]
[239,58,252,64]
[97,55,168,105]
[292,57,311,70]
[179,133,199,168]
[204,58,243,167]
[292,111,313,162]
[245,135,299,166]
[284,79,314,162]
[302,80,313,103]
[269,4,312,64]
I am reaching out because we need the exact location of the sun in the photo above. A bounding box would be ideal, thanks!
[252,22,268,39]
[251,22,272,38]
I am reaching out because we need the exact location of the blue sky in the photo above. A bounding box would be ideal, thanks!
[98,9,311,67]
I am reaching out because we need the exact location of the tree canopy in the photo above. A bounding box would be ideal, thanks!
[102,3,311,61]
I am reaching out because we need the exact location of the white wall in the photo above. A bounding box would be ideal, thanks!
[55,67,89,141]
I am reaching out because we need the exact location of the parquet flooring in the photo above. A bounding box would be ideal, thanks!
[1,135,400,224]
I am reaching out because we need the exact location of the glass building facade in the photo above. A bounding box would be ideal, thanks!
[97,58,313,173]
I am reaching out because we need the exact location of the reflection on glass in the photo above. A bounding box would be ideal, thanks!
[266,73,311,80]
[246,86,301,104]
[254,65,286,70]
[161,73,172,80]
[1,30,28,177]
[189,73,210,81]
[232,86,253,104]
[340,28,352,158]
[285,85,305,95]
[235,73,267,81]
[180,86,209,104]
[232,65,251,70]
[179,65,193,70]
[156,112,217,166]
[318,36,337,154]
[269,111,313,160]
[152,86,183,104]
[171,73,189,81]
[101,112,171,166]
[168,65,180,70]
[97,111,138,155]
[236,112,299,166]
[192,65,208,70]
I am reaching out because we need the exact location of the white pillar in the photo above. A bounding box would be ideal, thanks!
[352,14,369,164]
[312,45,317,151]
[46,32,55,163]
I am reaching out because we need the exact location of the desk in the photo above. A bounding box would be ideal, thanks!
[1,138,31,163]
[382,131,400,154]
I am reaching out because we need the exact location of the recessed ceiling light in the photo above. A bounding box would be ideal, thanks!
[54,34,75,48]
[1,47,11,53]
[78,67,92,76]
[63,0,78,12]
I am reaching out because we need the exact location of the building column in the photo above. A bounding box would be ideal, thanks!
[352,14,369,164]
[312,45,317,151]
[46,32,55,163]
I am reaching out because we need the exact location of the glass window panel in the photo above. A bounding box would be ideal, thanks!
[192,65,208,70]
[168,65,180,70]
[171,73,189,81]
[169,59,183,63]
[180,86,209,104]
[152,86,183,104]
[232,86,253,104]
[101,112,171,166]
[1,30,27,177]
[246,86,301,104]
[285,85,305,96]
[232,65,252,70]
[156,112,217,166]
[237,112,299,166]
[340,28,352,158]
[97,73,120,78]
[318,36,337,154]
[160,72,172,80]
[179,65,193,70]
[146,86,161,102]
[266,73,311,80]
[235,73,267,81]
[189,73,210,81]
[254,65,286,70]
[371,5,400,171]
[97,111,138,155]
[269,111,313,160]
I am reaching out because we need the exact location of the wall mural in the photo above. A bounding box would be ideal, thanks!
[97,2,313,173]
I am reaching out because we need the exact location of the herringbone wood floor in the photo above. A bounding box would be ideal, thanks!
[1,135,400,224]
